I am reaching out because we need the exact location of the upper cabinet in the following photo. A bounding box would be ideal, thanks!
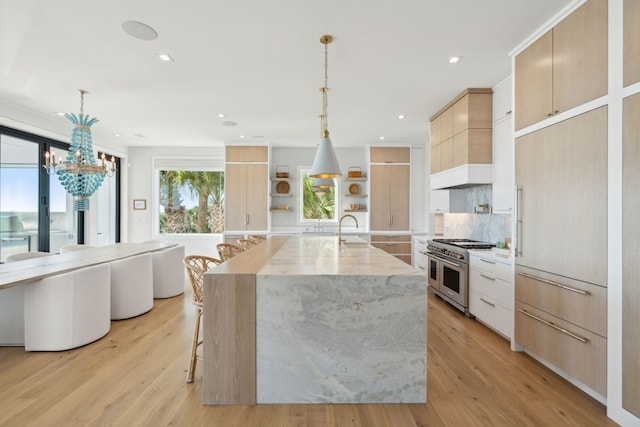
[369,147,410,232]
[515,0,608,131]
[430,89,492,175]
[225,146,268,232]
[624,0,640,87]
[492,77,514,213]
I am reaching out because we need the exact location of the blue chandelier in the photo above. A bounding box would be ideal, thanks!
[44,90,115,211]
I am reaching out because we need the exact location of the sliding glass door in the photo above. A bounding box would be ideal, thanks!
[0,135,40,262]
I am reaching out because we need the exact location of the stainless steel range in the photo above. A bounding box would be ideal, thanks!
[426,238,494,316]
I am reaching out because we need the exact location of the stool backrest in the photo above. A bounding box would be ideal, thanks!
[183,255,222,304]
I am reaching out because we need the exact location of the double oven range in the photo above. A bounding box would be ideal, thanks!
[426,238,494,316]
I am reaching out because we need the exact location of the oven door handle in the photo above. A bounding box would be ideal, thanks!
[427,253,465,268]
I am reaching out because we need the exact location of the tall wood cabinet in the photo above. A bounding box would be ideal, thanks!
[624,0,640,87]
[369,147,410,231]
[623,93,640,417]
[514,0,608,130]
[225,146,268,232]
[514,106,608,396]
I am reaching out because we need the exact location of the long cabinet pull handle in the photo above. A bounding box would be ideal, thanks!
[480,273,496,281]
[417,266,425,270]
[480,297,495,307]
[480,259,495,265]
[517,309,589,343]
[515,186,523,257]
[517,272,589,295]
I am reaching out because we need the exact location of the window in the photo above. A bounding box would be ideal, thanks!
[158,170,225,234]
[298,168,338,223]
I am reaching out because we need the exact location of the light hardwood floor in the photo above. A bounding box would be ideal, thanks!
[0,288,616,426]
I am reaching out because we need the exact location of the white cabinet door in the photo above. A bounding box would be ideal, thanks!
[429,190,465,213]
[492,117,514,213]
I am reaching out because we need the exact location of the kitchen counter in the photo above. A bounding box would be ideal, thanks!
[468,248,513,264]
[203,235,427,405]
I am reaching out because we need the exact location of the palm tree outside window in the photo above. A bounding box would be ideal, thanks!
[159,170,224,234]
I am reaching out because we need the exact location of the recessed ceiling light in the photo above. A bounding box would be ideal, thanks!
[218,113,225,118]
[379,136,385,140]
[158,53,174,62]
[122,21,158,41]
[240,135,245,138]
[398,115,406,120]
[55,112,65,116]
[222,121,238,127]
[114,133,121,137]
[449,56,462,64]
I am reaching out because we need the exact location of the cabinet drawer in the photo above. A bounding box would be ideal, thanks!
[372,242,411,255]
[413,239,428,253]
[413,250,428,270]
[515,301,606,396]
[469,268,513,309]
[515,265,606,337]
[469,291,512,339]
[470,255,513,281]
[371,234,411,243]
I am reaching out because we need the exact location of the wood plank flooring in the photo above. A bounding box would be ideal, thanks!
[0,289,617,426]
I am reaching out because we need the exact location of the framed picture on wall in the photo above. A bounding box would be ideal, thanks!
[133,199,147,210]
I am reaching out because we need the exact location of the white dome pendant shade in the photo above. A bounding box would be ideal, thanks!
[310,35,342,179]
[310,130,341,178]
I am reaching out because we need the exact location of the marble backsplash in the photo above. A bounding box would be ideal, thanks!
[443,213,512,245]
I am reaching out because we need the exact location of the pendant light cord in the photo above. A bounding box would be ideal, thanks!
[322,37,329,137]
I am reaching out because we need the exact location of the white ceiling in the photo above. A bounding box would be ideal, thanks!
[0,0,572,150]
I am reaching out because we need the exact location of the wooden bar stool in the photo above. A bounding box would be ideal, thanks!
[183,255,222,383]
[237,238,258,250]
[216,243,244,261]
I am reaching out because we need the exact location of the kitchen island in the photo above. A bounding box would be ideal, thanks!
[202,235,427,405]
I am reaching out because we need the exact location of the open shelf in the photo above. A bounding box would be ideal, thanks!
[344,177,367,181]
[270,177,294,182]
[344,209,368,213]
[270,193,293,197]
[345,194,368,198]
[270,207,292,212]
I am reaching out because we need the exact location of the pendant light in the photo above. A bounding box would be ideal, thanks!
[310,35,342,178]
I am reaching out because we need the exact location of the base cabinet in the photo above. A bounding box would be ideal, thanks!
[469,253,513,340]
[371,234,411,265]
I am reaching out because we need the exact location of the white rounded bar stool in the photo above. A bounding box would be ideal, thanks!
[24,263,111,351]
[110,253,153,319]
[59,244,94,253]
[5,251,52,262]
[151,245,186,298]
[1,252,53,346]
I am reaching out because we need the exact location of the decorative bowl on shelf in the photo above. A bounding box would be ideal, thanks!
[275,165,289,178]
[274,205,289,210]
[276,181,290,194]
[349,203,360,210]
[348,166,362,178]
[349,183,361,195]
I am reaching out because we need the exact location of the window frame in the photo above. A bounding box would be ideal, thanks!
[297,166,340,225]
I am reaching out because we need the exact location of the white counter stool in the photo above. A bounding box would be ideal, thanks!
[151,245,185,298]
[184,255,221,383]
[59,244,93,253]
[5,251,52,262]
[24,263,111,351]
[1,252,53,346]
[110,253,153,320]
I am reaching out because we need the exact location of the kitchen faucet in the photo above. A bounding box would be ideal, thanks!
[338,214,358,245]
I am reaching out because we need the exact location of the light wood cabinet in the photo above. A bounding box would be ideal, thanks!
[371,234,411,264]
[370,148,410,232]
[514,107,608,398]
[515,106,607,287]
[370,147,410,163]
[515,0,608,130]
[622,93,640,416]
[492,78,514,213]
[225,146,268,232]
[515,300,607,396]
[370,164,410,231]
[624,0,640,87]
[429,89,492,174]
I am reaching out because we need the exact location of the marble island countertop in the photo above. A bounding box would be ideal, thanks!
[258,235,423,277]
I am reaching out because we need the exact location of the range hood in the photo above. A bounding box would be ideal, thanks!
[429,164,493,190]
